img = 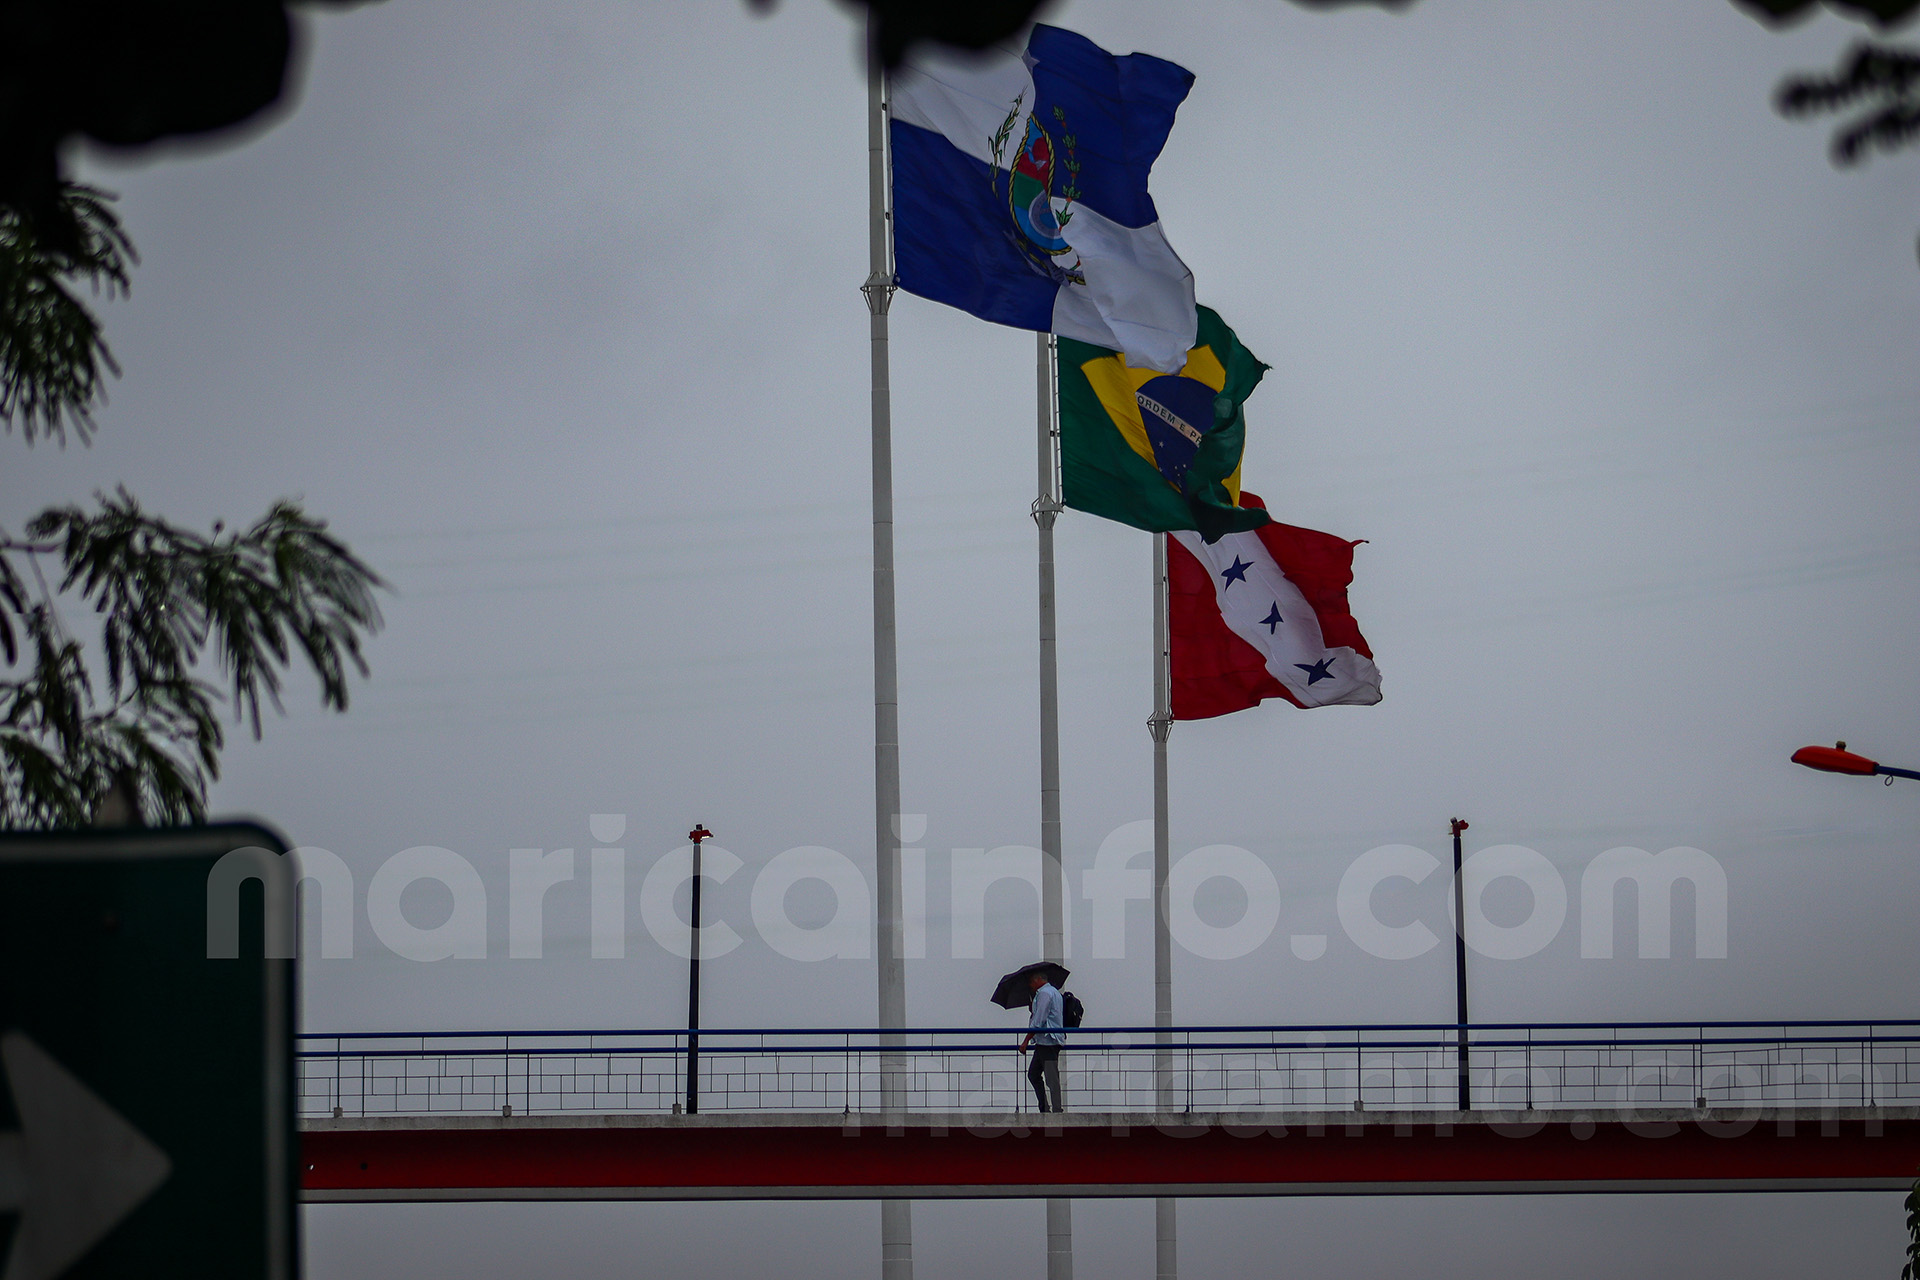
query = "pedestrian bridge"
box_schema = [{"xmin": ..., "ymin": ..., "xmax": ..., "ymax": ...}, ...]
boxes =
[{"xmin": 298, "ymin": 1021, "xmax": 1920, "ymax": 1201}]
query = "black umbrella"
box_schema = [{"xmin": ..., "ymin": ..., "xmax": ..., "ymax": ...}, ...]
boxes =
[{"xmin": 989, "ymin": 961, "xmax": 1070, "ymax": 1010}]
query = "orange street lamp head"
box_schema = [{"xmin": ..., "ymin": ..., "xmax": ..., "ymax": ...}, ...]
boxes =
[
  {"xmin": 689, "ymin": 824, "xmax": 714, "ymax": 843},
  {"xmin": 1791, "ymin": 744, "xmax": 1878, "ymax": 776}
]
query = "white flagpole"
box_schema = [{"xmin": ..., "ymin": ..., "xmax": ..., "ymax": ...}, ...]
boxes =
[
  {"xmin": 1035, "ymin": 332, "xmax": 1065, "ymax": 965},
  {"xmin": 1033, "ymin": 334, "xmax": 1073, "ymax": 1280},
  {"xmin": 1149, "ymin": 535, "xmax": 1177, "ymax": 1279},
  {"xmin": 863, "ymin": 49, "xmax": 912, "ymax": 1280}
]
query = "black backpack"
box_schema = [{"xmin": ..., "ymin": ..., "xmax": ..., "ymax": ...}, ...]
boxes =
[{"xmin": 1060, "ymin": 990, "xmax": 1084, "ymax": 1029}]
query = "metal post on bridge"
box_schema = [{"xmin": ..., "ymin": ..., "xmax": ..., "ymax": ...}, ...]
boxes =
[
  {"xmin": 686, "ymin": 823, "xmax": 712, "ymax": 1115},
  {"xmin": 1449, "ymin": 817, "xmax": 1471, "ymax": 1112}
]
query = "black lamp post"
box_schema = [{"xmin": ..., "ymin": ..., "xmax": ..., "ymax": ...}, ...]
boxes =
[
  {"xmin": 686, "ymin": 823, "xmax": 713, "ymax": 1115},
  {"xmin": 1449, "ymin": 817, "xmax": 1471, "ymax": 1112}
]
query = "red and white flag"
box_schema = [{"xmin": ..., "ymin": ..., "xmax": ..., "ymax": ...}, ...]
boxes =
[{"xmin": 1168, "ymin": 493, "xmax": 1381, "ymax": 719}]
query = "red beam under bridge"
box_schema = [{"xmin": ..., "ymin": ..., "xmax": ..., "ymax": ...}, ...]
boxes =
[{"xmin": 302, "ymin": 1109, "xmax": 1917, "ymax": 1201}]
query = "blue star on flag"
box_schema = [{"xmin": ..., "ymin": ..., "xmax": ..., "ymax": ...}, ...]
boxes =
[
  {"xmin": 1261, "ymin": 603, "xmax": 1283, "ymax": 633},
  {"xmin": 1220, "ymin": 556, "xmax": 1252, "ymax": 587},
  {"xmin": 1295, "ymin": 656, "xmax": 1335, "ymax": 684}
]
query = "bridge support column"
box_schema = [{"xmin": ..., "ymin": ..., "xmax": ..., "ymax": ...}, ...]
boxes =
[
  {"xmin": 1155, "ymin": 1197, "xmax": 1176, "ymax": 1280},
  {"xmin": 1046, "ymin": 1197, "xmax": 1072, "ymax": 1280},
  {"xmin": 882, "ymin": 1199, "xmax": 912, "ymax": 1280}
]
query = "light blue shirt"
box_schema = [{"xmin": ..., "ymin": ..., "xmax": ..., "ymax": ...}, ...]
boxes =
[{"xmin": 1028, "ymin": 982, "xmax": 1066, "ymax": 1046}]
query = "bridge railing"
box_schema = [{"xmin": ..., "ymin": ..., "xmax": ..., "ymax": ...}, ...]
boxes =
[{"xmin": 296, "ymin": 1021, "xmax": 1920, "ymax": 1119}]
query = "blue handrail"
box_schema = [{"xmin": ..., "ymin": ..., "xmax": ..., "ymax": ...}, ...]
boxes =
[
  {"xmin": 298, "ymin": 1017, "xmax": 1920, "ymax": 1041},
  {"xmin": 293, "ymin": 1019, "xmax": 1920, "ymax": 1060}
]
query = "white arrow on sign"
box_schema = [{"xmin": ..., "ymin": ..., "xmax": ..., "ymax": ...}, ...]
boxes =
[{"xmin": 0, "ymin": 1030, "xmax": 171, "ymax": 1280}]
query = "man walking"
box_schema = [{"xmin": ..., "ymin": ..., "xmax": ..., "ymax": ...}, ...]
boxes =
[{"xmin": 1019, "ymin": 968, "xmax": 1067, "ymax": 1112}]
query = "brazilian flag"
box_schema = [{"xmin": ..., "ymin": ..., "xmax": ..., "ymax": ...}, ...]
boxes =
[{"xmin": 1058, "ymin": 307, "xmax": 1270, "ymax": 543}]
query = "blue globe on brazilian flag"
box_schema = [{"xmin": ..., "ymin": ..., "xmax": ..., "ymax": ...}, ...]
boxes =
[{"xmin": 1058, "ymin": 306, "xmax": 1270, "ymax": 543}]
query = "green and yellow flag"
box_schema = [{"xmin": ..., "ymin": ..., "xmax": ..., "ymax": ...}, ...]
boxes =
[{"xmin": 1058, "ymin": 307, "xmax": 1270, "ymax": 543}]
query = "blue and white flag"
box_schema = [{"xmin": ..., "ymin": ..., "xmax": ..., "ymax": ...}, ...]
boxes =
[{"xmin": 890, "ymin": 25, "xmax": 1200, "ymax": 374}]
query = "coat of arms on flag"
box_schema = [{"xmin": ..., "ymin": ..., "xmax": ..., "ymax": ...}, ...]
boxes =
[
  {"xmin": 1058, "ymin": 307, "xmax": 1271, "ymax": 543},
  {"xmin": 1169, "ymin": 493, "xmax": 1381, "ymax": 719},
  {"xmin": 991, "ymin": 97, "xmax": 1083, "ymax": 284}
]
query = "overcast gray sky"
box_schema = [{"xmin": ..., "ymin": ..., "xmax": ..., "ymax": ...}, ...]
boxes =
[{"xmin": 9, "ymin": 0, "xmax": 1920, "ymax": 1273}]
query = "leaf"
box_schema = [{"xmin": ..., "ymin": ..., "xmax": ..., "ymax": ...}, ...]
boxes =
[
  {"xmin": 0, "ymin": 552, "xmax": 26, "ymax": 667},
  {"xmin": 0, "ymin": 728, "xmax": 87, "ymax": 829},
  {"xmin": 1, "ymin": 490, "xmax": 382, "ymax": 830},
  {"xmin": 1775, "ymin": 40, "xmax": 1920, "ymax": 167},
  {"xmin": 1739, "ymin": 0, "xmax": 1920, "ymax": 29},
  {"xmin": 1832, "ymin": 101, "xmax": 1920, "ymax": 163},
  {"xmin": 0, "ymin": 183, "xmax": 137, "ymax": 446}
]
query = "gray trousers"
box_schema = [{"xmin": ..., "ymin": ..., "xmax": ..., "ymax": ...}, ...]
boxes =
[{"xmin": 1028, "ymin": 1046, "xmax": 1063, "ymax": 1112}]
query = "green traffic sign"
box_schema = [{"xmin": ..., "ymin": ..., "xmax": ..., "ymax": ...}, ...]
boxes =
[{"xmin": 0, "ymin": 823, "xmax": 297, "ymax": 1280}]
